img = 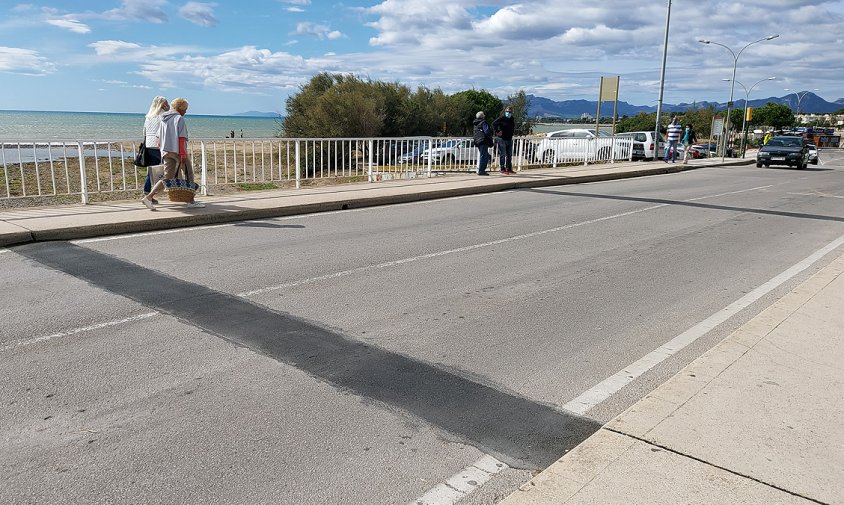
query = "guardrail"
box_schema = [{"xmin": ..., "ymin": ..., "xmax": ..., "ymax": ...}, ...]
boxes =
[{"xmin": 0, "ymin": 135, "xmax": 633, "ymax": 205}]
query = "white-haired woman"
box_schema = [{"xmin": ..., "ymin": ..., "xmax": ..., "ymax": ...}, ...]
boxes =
[{"xmin": 141, "ymin": 96, "xmax": 169, "ymax": 202}]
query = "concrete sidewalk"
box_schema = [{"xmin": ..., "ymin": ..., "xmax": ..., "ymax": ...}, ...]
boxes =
[
  {"xmin": 0, "ymin": 156, "xmax": 751, "ymax": 247},
  {"xmin": 500, "ymin": 251, "xmax": 844, "ymax": 504}
]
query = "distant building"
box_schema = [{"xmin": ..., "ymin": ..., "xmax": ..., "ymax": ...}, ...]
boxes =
[{"xmin": 580, "ymin": 112, "xmax": 593, "ymax": 121}]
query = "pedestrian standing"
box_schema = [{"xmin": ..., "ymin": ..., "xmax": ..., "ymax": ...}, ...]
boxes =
[
  {"xmin": 472, "ymin": 111, "xmax": 493, "ymax": 176},
  {"xmin": 664, "ymin": 116, "xmax": 682, "ymax": 163},
  {"xmin": 681, "ymin": 123, "xmax": 697, "ymax": 165},
  {"xmin": 492, "ymin": 105, "xmax": 516, "ymax": 174}
]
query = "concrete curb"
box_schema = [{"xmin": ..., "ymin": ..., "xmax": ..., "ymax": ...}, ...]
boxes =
[
  {"xmin": 0, "ymin": 158, "xmax": 754, "ymax": 247},
  {"xmin": 499, "ymin": 249, "xmax": 844, "ymax": 505}
]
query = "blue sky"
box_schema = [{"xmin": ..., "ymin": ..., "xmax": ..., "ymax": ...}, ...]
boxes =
[{"xmin": 2, "ymin": 0, "xmax": 843, "ymax": 115}]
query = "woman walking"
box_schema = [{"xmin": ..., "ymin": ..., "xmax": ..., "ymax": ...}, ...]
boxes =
[
  {"xmin": 141, "ymin": 96, "xmax": 169, "ymax": 202},
  {"xmin": 142, "ymin": 97, "xmax": 204, "ymax": 209}
]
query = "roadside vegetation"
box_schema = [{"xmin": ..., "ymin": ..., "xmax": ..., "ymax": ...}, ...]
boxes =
[{"xmin": 280, "ymin": 73, "xmax": 534, "ymax": 139}]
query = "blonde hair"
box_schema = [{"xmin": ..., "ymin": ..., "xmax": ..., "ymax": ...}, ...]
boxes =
[
  {"xmin": 170, "ymin": 98, "xmax": 189, "ymax": 114},
  {"xmin": 146, "ymin": 96, "xmax": 169, "ymax": 118}
]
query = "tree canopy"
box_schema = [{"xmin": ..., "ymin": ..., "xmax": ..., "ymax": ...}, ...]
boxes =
[{"xmin": 281, "ymin": 73, "xmax": 531, "ymax": 138}]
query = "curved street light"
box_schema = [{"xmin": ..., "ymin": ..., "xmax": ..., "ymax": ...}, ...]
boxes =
[
  {"xmin": 699, "ymin": 34, "xmax": 779, "ymax": 161},
  {"xmin": 723, "ymin": 77, "xmax": 776, "ymax": 157},
  {"xmin": 784, "ymin": 87, "xmax": 820, "ymax": 120}
]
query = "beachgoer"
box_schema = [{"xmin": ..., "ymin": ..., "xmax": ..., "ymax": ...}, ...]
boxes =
[
  {"xmin": 142, "ymin": 98, "xmax": 204, "ymax": 209},
  {"xmin": 492, "ymin": 105, "xmax": 516, "ymax": 174},
  {"xmin": 472, "ymin": 111, "xmax": 493, "ymax": 176},
  {"xmin": 142, "ymin": 96, "xmax": 169, "ymax": 202}
]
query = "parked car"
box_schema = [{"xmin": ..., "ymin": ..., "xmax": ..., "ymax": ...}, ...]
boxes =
[
  {"xmin": 421, "ymin": 139, "xmax": 479, "ymax": 164},
  {"xmin": 756, "ymin": 136, "xmax": 810, "ymax": 169},
  {"xmin": 695, "ymin": 143, "xmax": 734, "ymax": 158},
  {"xmin": 396, "ymin": 140, "xmax": 429, "ymax": 164},
  {"xmin": 533, "ymin": 129, "xmax": 620, "ymax": 163},
  {"xmin": 615, "ymin": 131, "xmax": 664, "ymax": 160},
  {"xmin": 675, "ymin": 144, "xmax": 705, "ymax": 160},
  {"xmin": 807, "ymin": 143, "xmax": 819, "ymax": 165}
]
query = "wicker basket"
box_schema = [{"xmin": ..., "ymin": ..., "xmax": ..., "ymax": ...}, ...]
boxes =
[{"xmin": 164, "ymin": 179, "xmax": 199, "ymax": 203}]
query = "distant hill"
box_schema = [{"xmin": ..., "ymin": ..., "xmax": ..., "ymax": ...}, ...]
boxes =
[
  {"xmin": 526, "ymin": 92, "xmax": 842, "ymax": 118},
  {"xmin": 232, "ymin": 111, "xmax": 282, "ymax": 118}
]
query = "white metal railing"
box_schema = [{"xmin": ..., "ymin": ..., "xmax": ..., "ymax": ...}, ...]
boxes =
[{"xmin": 0, "ymin": 135, "xmax": 633, "ymax": 204}]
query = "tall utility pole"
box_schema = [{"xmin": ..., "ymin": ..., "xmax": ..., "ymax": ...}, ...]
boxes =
[{"xmin": 654, "ymin": 0, "xmax": 672, "ymax": 158}]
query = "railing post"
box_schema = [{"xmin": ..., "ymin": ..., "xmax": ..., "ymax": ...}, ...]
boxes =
[
  {"xmin": 78, "ymin": 142, "xmax": 88, "ymax": 204},
  {"xmin": 583, "ymin": 140, "xmax": 589, "ymax": 166},
  {"xmin": 295, "ymin": 140, "xmax": 301, "ymax": 189},
  {"xmin": 200, "ymin": 141, "xmax": 208, "ymax": 196},
  {"xmin": 368, "ymin": 138, "xmax": 374, "ymax": 182},
  {"xmin": 426, "ymin": 137, "xmax": 432, "ymax": 178}
]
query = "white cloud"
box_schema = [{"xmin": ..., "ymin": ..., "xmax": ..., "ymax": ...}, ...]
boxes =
[
  {"xmin": 286, "ymin": 7, "xmax": 305, "ymax": 12},
  {"xmin": 103, "ymin": 0, "xmax": 168, "ymax": 23},
  {"xmin": 0, "ymin": 46, "xmax": 56, "ymax": 75},
  {"xmin": 46, "ymin": 18, "xmax": 91, "ymax": 34},
  {"xmin": 294, "ymin": 22, "xmax": 342, "ymax": 40},
  {"xmin": 180, "ymin": 2, "xmax": 218, "ymax": 27},
  {"xmin": 88, "ymin": 40, "xmax": 198, "ymax": 61}
]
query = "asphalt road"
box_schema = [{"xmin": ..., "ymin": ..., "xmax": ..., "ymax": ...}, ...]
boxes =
[{"xmin": 3, "ymin": 148, "xmax": 844, "ymax": 504}]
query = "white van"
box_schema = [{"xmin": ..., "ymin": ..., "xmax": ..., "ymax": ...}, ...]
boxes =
[{"xmin": 615, "ymin": 131, "xmax": 664, "ymax": 160}]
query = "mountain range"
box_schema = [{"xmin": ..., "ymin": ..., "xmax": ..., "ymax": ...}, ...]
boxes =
[{"xmin": 527, "ymin": 92, "xmax": 844, "ymax": 119}]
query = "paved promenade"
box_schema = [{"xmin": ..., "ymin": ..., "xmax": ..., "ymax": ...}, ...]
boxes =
[{"xmin": 4, "ymin": 153, "xmax": 842, "ymax": 504}]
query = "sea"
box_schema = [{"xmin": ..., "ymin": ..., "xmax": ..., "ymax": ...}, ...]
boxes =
[
  {"xmin": 0, "ymin": 110, "xmax": 282, "ymax": 142},
  {"xmin": 0, "ymin": 110, "xmax": 614, "ymax": 142}
]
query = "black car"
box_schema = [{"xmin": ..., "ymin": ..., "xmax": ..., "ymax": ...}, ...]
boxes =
[{"xmin": 756, "ymin": 136, "xmax": 810, "ymax": 169}]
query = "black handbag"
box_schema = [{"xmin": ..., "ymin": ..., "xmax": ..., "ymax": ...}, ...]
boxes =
[{"xmin": 134, "ymin": 142, "xmax": 161, "ymax": 167}]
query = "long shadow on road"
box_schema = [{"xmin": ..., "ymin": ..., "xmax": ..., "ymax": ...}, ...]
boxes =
[{"xmin": 15, "ymin": 241, "xmax": 600, "ymax": 470}]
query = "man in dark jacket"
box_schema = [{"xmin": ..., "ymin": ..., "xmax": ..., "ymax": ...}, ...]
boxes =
[
  {"xmin": 472, "ymin": 111, "xmax": 493, "ymax": 175},
  {"xmin": 492, "ymin": 105, "xmax": 516, "ymax": 174}
]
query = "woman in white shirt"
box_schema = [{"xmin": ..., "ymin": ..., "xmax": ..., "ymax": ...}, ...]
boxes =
[{"xmin": 142, "ymin": 96, "xmax": 169, "ymax": 202}]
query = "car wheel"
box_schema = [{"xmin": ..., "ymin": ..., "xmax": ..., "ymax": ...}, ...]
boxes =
[
  {"xmin": 763, "ymin": 163, "xmax": 770, "ymax": 168},
  {"xmin": 756, "ymin": 161, "xmax": 762, "ymax": 168},
  {"xmin": 598, "ymin": 147, "xmax": 611, "ymax": 159},
  {"xmin": 811, "ymin": 159, "xmax": 818, "ymax": 165},
  {"xmin": 542, "ymin": 150, "xmax": 556, "ymax": 164},
  {"xmin": 445, "ymin": 154, "xmax": 455, "ymax": 164}
]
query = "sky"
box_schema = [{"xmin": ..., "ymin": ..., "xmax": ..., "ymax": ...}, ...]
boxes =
[{"xmin": 2, "ymin": 0, "xmax": 843, "ymax": 115}]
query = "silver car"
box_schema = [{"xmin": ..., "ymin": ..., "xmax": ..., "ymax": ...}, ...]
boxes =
[{"xmin": 807, "ymin": 143, "xmax": 819, "ymax": 165}]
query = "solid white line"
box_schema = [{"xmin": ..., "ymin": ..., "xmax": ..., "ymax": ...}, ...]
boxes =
[
  {"xmin": 408, "ymin": 455, "xmax": 508, "ymax": 505},
  {"xmin": 1, "ymin": 312, "xmax": 158, "ymax": 352},
  {"xmin": 240, "ymin": 185, "xmax": 775, "ymax": 298},
  {"xmin": 238, "ymin": 203, "xmax": 669, "ymax": 297},
  {"xmin": 562, "ymin": 231, "xmax": 844, "ymax": 415}
]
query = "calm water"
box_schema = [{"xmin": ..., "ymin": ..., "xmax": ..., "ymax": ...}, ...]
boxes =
[{"xmin": 0, "ymin": 110, "xmax": 282, "ymax": 141}]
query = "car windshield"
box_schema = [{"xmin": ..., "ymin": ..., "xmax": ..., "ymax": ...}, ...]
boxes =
[{"xmin": 767, "ymin": 138, "xmax": 802, "ymax": 147}]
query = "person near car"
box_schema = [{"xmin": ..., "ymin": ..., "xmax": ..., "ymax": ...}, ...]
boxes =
[
  {"xmin": 141, "ymin": 97, "xmax": 204, "ymax": 210},
  {"xmin": 681, "ymin": 123, "xmax": 697, "ymax": 165},
  {"xmin": 763, "ymin": 130, "xmax": 773, "ymax": 145},
  {"xmin": 664, "ymin": 116, "xmax": 682, "ymax": 163},
  {"xmin": 492, "ymin": 105, "xmax": 516, "ymax": 174},
  {"xmin": 473, "ymin": 111, "xmax": 493, "ymax": 176}
]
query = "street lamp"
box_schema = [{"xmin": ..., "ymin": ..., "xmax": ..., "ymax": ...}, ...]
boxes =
[
  {"xmin": 723, "ymin": 77, "xmax": 776, "ymax": 157},
  {"xmin": 654, "ymin": 0, "xmax": 672, "ymax": 161},
  {"xmin": 699, "ymin": 34, "xmax": 779, "ymax": 160},
  {"xmin": 784, "ymin": 88, "xmax": 819, "ymax": 122}
]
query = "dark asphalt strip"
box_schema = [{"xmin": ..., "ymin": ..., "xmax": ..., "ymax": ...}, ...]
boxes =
[{"xmin": 16, "ymin": 241, "xmax": 600, "ymax": 470}]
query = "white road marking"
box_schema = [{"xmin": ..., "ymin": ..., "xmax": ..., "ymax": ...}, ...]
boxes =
[
  {"xmin": 1, "ymin": 312, "xmax": 158, "ymax": 352},
  {"xmin": 563, "ymin": 231, "xmax": 844, "ymax": 415},
  {"xmin": 0, "ymin": 249, "xmax": 9, "ymax": 254},
  {"xmin": 238, "ymin": 203, "xmax": 669, "ymax": 297},
  {"xmin": 239, "ymin": 185, "xmax": 773, "ymax": 297},
  {"xmin": 787, "ymin": 191, "xmax": 844, "ymax": 199},
  {"xmin": 408, "ymin": 455, "xmax": 508, "ymax": 505}
]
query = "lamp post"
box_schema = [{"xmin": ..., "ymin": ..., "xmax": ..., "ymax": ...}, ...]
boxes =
[
  {"xmin": 784, "ymin": 88, "xmax": 819, "ymax": 124},
  {"xmin": 699, "ymin": 34, "xmax": 779, "ymax": 161},
  {"xmin": 654, "ymin": 0, "xmax": 672, "ymax": 161},
  {"xmin": 723, "ymin": 77, "xmax": 776, "ymax": 157}
]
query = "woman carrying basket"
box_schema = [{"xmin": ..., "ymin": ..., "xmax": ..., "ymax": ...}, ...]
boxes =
[{"xmin": 141, "ymin": 97, "xmax": 204, "ymax": 210}]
